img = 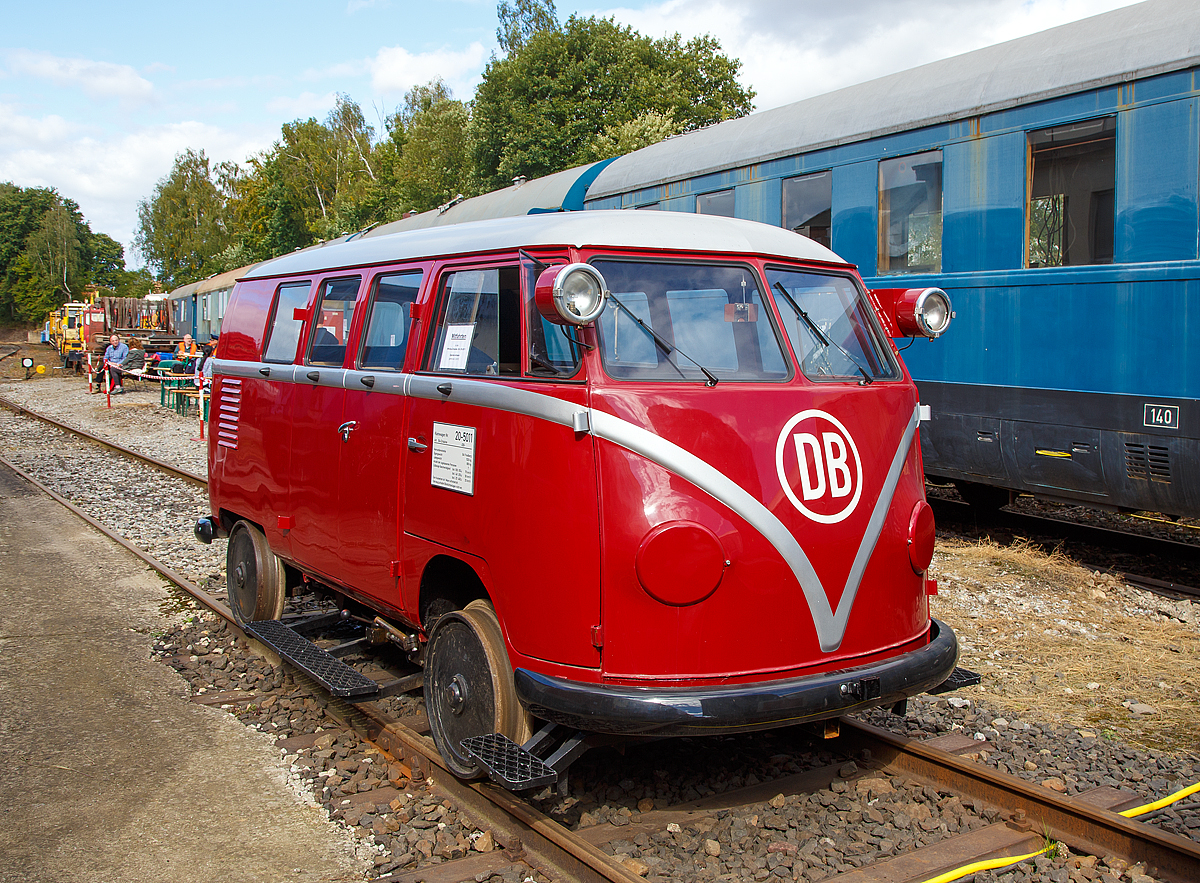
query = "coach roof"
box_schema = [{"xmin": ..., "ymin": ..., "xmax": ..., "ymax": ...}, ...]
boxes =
[
  {"xmin": 587, "ymin": 0, "xmax": 1200, "ymax": 199},
  {"xmin": 240, "ymin": 210, "xmax": 843, "ymax": 280}
]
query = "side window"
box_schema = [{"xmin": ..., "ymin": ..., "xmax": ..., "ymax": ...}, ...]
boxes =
[
  {"xmin": 696, "ymin": 188, "xmax": 735, "ymax": 216},
  {"xmin": 262, "ymin": 281, "xmax": 312, "ymax": 363},
  {"xmin": 878, "ymin": 151, "xmax": 943, "ymax": 274},
  {"xmin": 426, "ymin": 267, "xmax": 520, "ymax": 376},
  {"xmin": 359, "ymin": 271, "xmax": 423, "ymax": 370},
  {"xmin": 783, "ymin": 171, "xmax": 832, "ymax": 249},
  {"xmin": 307, "ymin": 276, "xmax": 361, "ymax": 366},
  {"xmin": 1027, "ymin": 117, "xmax": 1115, "ymax": 267}
]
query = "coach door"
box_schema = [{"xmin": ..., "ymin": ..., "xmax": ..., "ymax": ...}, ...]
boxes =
[
  {"xmin": 286, "ymin": 275, "xmax": 360, "ymax": 581},
  {"xmin": 403, "ymin": 262, "xmax": 602, "ymax": 668},
  {"xmin": 335, "ymin": 270, "xmax": 423, "ymax": 610}
]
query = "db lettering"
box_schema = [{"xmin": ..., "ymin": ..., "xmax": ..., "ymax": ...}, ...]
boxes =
[
  {"xmin": 794, "ymin": 432, "xmax": 852, "ymax": 500},
  {"xmin": 775, "ymin": 409, "xmax": 864, "ymax": 525}
]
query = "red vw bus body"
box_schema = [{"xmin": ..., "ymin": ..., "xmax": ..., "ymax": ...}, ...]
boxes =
[{"xmin": 204, "ymin": 211, "xmax": 958, "ymax": 780}]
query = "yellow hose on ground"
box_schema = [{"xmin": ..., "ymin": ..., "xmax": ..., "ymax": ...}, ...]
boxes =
[
  {"xmin": 1120, "ymin": 781, "xmax": 1200, "ymax": 818},
  {"xmin": 920, "ymin": 845, "xmax": 1050, "ymax": 883}
]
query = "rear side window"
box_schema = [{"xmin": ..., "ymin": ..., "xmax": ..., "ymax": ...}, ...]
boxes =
[
  {"xmin": 360, "ymin": 271, "xmax": 423, "ymax": 370},
  {"xmin": 262, "ymin": 282, "xmax": 312, "ymax": 363},
  {"xmin": 307, "ymin": 276, "xmax": 361, "ymax": 366}
]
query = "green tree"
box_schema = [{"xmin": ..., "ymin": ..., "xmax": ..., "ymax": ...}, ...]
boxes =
[
  {"xmin": 135, "ymin": 149, "xmax": 235, "ymax": 287},
  {"xmin": 469, "ymin": 14, "xmax": 754, "ymax": 191},
  {"xmin": 391, "ymin": 80, "xmax": 472, "ymax": 214},
  {"xmin": 497, "ymin": 0, "xmax": 558, "ymax": 52}
]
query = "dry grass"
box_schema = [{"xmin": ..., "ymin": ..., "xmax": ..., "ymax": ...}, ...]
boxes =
[{"xmin": 930, "ymin": 536, "xmax": 1200, "ymax": 754}]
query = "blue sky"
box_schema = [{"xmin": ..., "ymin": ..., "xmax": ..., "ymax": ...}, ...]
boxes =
[{"xmin": 1, "ymin": 0, "xmax": 1139, "ymax": 268}]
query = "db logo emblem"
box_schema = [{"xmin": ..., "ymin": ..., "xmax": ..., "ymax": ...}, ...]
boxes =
[{"xmin": 775, "ymin": 410, "xmax": 863, "ymax": 524}]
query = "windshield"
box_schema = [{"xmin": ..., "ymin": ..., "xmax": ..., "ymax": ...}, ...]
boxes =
[
  {"xmin": 765, "ymin": 269, "xmax": 898, "ymax": 382},
  {"xmin": 593, "ymin": 260, "xmax": 790, "ymax": 383}
]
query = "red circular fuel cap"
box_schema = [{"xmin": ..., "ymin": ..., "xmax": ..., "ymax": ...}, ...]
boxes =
[
  {"xmin": 908, "ymin": 501, "xmax": 936, "ymax": 573},
  {"xmin": 635, "ymin": 521, "xmax": 726, "ymax": 606}
]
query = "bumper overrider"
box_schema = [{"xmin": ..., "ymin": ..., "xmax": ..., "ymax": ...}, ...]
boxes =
[{"xmin": 514, "ymin": 619, "xmax": 958, "ymax": 736}]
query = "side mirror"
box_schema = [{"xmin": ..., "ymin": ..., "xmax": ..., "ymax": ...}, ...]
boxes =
[{"xmin": 534, "ymin": 263, "xmax": 609, "ymax": 325}]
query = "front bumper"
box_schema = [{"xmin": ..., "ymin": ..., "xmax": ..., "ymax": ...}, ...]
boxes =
[{"xmin": 514, "ymin": 619, "xmax": 958, "ymax": 736}]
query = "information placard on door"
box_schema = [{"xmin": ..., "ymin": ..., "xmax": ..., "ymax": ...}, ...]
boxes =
[{"xmin": 431, "ymin": 422, "xmax": 476, "ymax": 495}]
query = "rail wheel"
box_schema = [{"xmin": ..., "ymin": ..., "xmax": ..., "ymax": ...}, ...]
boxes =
[
  {"xmin": 953, "ymin": 480, "xmax": 1011, "ymax": 512},
  {"xmin": 424, "ymin": 599, "xmax": 532, "ymax": 779},
  {"xmin": 226, "ymin": 520, "xmax": 286, "ymax": 625}
]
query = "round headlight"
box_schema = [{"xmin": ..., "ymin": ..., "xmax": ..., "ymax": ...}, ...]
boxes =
[
  {"xmin": 897, "ymin": 288, "xmax": 953, "ymax": 338},
  {"xmin": 535, "ymin": 263, "xmax": 608, "ymax": 325}
]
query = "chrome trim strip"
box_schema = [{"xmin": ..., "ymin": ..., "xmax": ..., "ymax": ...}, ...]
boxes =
[{"xmin": 211, "ymin": 357, "xmax": 919, "ymax": 651}]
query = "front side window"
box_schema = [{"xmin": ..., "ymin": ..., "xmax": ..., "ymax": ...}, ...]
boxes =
[
  {"xmin": 878, "ymin": 151, "xmax": 942, "ymax": 274},
  {"xmin": 1027, "ymin": 117, "xmax": 1115, "ymax": 267},
  {"xmin": 593, "ymin": 260, "xmax": 789, "ymax": 383},
  {"xmin": 262, "ymin": 281, "xmax": 312, "ymax": 363},
  {"xmin": 426, "ymin": 267, "xmax": 520, "ymax": 376},
  {"xmin": 359, "ymin": 271, "xmax": 423, "ymax": 370},
  {"xmin": 783, "ymin": 172, "xmax": 832, "ymax": 249},
  {"xmin": 307, "ymin": 276, "xmax": 361, "ymax": 366},
  {"xmin": 766, "ymin": 269, "xmax": 897, "ymax": 382}
]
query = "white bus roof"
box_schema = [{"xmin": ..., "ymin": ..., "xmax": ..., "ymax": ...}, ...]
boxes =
[{"xmin": 241, "ymin": 210, "xmax": 843, "ymax": 280}]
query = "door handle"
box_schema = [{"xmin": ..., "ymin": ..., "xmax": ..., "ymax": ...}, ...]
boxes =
[
  {"xmin": 338, "ymin": 420, "xmax": 358, "ymax": 442},
  {"xmin": 407, "ymin": 437, "xmax": 428, "ymax": 453}
]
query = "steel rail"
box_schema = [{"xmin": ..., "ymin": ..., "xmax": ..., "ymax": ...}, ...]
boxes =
[
  {"xmin": 0, "ymin": 453, "xmax": 641, "ymax": 883},
  {"xmin": 837, "ymin": 718, "xmax": 1200, "ymax": 883},
  {"xmin": 0, "ymin": 393, "xmax": 208, "ymax": 487}
]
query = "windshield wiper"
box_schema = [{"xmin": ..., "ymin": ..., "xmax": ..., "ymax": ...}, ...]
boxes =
[
  {"xmin": 773, "ymin": 282, "xmax": 873, "ymax": 386},
  {"xmin": 607, "ymin": 292, "xmax": 719, "ymax": 387}
]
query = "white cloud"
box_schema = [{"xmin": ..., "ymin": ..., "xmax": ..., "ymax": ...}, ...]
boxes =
[
  {"xmin": 596, "ymin": 0, "xmax": 1141, "ymax": 111},
  {"xmin": 368, "ymin": 42, "xmax": 489, "ymax": 99},
  {"xmin": 5, "ymin": 49, "xmax": 154, "ymax": 103},
  {"xmin": 0, "ymin": 103, "xmax": 271, "ymax": 264}
]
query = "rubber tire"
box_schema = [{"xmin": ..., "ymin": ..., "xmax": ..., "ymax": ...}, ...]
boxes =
[
  {"xmin": 226, "ymin": 520, "xmax": 286, "ymax": 625},
  {"xmin": 424, "ymin": 599, "xmax": 532, "ymax": 779}
]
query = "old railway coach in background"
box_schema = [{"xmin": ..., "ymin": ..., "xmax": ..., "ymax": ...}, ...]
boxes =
[
  {"xmin": 198, "ymin": 211, "xmax": 960, "ymax": 787},
  {"xmin": 580, "ymin": 0, "xmax": 1200, "ymax": 518}
]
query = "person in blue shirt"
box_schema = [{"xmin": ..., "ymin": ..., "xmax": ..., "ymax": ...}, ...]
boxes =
[{"xmin": 97, "ymin": 333, "xmax": 130, "ymax": 393}]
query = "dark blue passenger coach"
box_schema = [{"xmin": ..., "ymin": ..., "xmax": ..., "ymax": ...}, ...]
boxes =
[{"xmin": 570, "ymin": 0, "xmax": 1198, "ymax": 518}]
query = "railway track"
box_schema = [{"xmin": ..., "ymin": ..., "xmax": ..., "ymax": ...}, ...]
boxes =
[
  {"xmin": 929, "ymin": 497, "xmax": 1200, "ymax": 601},
  {"xmin": 2, "ymin": 393, "xmax": 1198, "ymax": 881}
]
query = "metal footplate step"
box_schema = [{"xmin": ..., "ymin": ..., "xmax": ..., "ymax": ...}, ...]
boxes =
[
  {"xmin": 928, "ymin": 666, "xmax": 983, "ymax": 695},
  {"xmin": 243, "ymin": 619, "xmax": 381, "ymax": 699},
  {"xmin": 461, "ymin": 733, "xmax": 558, "ymax": 791}
]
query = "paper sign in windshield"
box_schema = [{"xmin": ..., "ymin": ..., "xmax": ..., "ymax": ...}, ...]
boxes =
[
  {"xmin": 431, "ymin": 422, "xmax": 476, "ymax": 495},
  {"xmin": 439, "ymin": 324, "xmax": 475, "ymax": 370}
]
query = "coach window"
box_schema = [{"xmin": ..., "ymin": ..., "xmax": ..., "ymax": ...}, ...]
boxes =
[
  {"xmin": 878, "ymin": 151, "xmax": 943, "ymax": 274},
  {"xmin": 696, "ymin": 189, "xmax": 735, "ymax": 217},
  {"xmin": 262, "ymin": 281, "xmax": 312, "ymax": 363},
  {"xmin": 426, "ymin": 267, "xmax": 520, "ymax": 376},
  {"xmin": 307, "ymin": 276, "xmax": 361, "ymax": 366},
  {"xmin": 521, "ymin": 256, "xmax": 581, "ymax": 378},
  {"xmin": 783, "ymin": 171, "xmax": 832, "ymax": 248},
  {"xmin": 359, "ymin": 271, "xmax": 423, "ymax": 370},
  {"xmin": 1027, "ymin": 117, "xmax": 1115, "ymax": 267}
]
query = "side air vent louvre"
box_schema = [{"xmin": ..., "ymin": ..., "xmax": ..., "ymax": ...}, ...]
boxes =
[
  {"xmin": 217, "ymin": 378, "xmax": 242, "ymax": 450},
  {"xmin": 1125, "ymin": 442, "xmax": 1171, "ymax": 483}
]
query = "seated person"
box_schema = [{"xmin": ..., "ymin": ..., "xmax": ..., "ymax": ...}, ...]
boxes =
[
  {"xmin": 175, "ymin": 333, "xmax": 198, "ymax": 361},
  {"xmin": 124, "ymin": 339, "xmax": 146, "ymax": 375},
  {"xmin": 95, "ymin": 334, "xmax": 129, "ymax": 393}
]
